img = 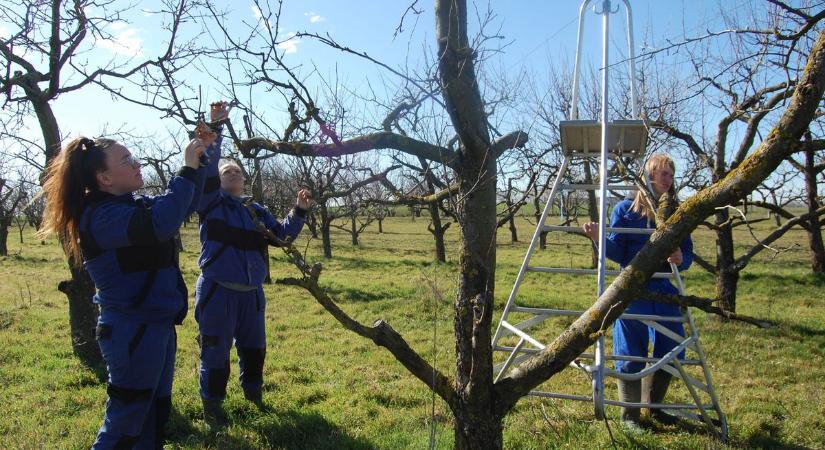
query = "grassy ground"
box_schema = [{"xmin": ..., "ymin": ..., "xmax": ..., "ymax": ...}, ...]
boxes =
[{"xmin": 0, "ymin": 213, "xmax": 823, "ymax": 449}]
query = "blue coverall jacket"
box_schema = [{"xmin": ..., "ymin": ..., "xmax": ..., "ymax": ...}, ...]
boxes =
[{"xmin": 196, "ymin": 132, "xmax": 305, "ymax": 286}]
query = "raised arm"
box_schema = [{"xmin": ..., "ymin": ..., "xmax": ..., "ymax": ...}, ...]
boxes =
[
  {"xmin": 197, "ymin": 101, "xmax": 229, "ymax": 213},
  {"xmin": 90, "ymin": 139, "xmax": 209, "ymax": 248}
]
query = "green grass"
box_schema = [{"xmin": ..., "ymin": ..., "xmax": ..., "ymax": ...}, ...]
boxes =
[{"xmin": 0, "ymin": 214, "xmax": 824, "ymax": 449}]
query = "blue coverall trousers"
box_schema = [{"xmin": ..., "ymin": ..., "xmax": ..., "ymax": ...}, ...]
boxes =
[
  {"xmin": 195, "ymin": 275, "xmax": 267, "ymax": 401},
  {"xmin": 613, "ymin": 299, "xmax": 685, "ymax": 374},
  {"xmin": 92, "ymin": 313, "xmax": 176, "ymax": 449}
]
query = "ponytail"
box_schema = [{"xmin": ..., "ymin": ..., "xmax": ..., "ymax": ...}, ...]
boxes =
[{"xmin": 39, "ymin": 137, "xmax": 114, "ymax": 264}]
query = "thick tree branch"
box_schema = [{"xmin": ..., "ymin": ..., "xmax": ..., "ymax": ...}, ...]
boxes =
[
  {"xmin": 642, "ymin": 291, "xmax": 772, "ymax": 328},
  {"xmin": 691, "ymin": 253, "xmax": 718, "ymax": 274},
  {"xmin": 745, "ymin": 200, "xmax": 811, "ymax": 231},
  {"xmin": 492, "ymin": 130, "xmax": 529, "ymax": 159},
  {"xmin": 732, "ymin": 204, "xmax": 825, "ymax": 271},
  {"xmin": 235, "ymin": 131, "xmax": 459, "ymax": 169}
]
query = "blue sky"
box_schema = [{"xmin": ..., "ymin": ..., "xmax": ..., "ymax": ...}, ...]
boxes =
[{"xmin": 3, "ymin": 0, "xmax": 761, "ymax": 165}]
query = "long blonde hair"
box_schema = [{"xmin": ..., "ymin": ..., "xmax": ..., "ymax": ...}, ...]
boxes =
[
  {"xmin": 39, "ymin": 137, "xmax": 117, "ymax": 264},
  {"xmin": 630, "ymin": 154, "xmax": 677, "ymax": 222}
]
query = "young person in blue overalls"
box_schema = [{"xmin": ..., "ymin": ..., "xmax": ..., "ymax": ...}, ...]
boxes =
[
  {"xmin": 582, "ymin": 154, "xmax": 693, "ymax": 430},
  {"xmin": 195, "ymin": 101, "xmax": 311, "ymax": 428},
  {"xmin": 40, "ymin": 127, "xmax": 215, "ymax": 448}
]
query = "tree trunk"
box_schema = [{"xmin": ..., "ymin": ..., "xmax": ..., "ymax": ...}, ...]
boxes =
[
  {"xmin": 534, "ymin": 207, "xmax": 547, "ymax": 250},
  {"xmin": 33, "ymin": 98, "xmax": 102, "ymax": 366},
  {"xmin": 436, "ymin": 0, "xmax": 500, "ymax": 447},
  {"xmin": 453, "ymin": 411, "xmax": 503, "ymax": 450},
  {"xmin": 350, "ymin": 212, "xmax": 358, "ymax": 246},
  {"xmin": 0, "ymin": 221, "xmax": 9, "ymax": 255},
  {"xmin": 507, "ymin": 212, "xmax": 518, "ymax": 243},
  {"xmin": 58, "ymin": 262, "xmax": 102, "ymax": 367},
  {"xmin": 803, "ymin": 147, "xmax": 825, "ymax": 273},
  {"xmin": 320, "ymin": 205, "xmax": 333, "ymax": 259},
  {"xmin": 307, "ymin": 213, "xmax": 319, "ymax": 238},
  {"xmin": 378, "ymin": 217, "xmax": 384, "ymax": 233},
  {"xmin": 428, "ymin": 203, "xmax": 447, "ymax": 263},
  {"xmin": 715, "ymin": 210, "xmax": 739, "ymax": 312}
]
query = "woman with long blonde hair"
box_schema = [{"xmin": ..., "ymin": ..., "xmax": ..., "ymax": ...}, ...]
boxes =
[{"xmin": 582, "ymin": 154, "xmax": 693, "ymax": 431}]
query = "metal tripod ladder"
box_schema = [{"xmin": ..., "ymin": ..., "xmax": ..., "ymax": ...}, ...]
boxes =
[{"xmin": 491, "ymin": 0, "xmax": 727, "ymax": 440}]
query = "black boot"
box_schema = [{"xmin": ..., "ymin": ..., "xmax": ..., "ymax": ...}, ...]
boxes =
[
  {"xmin": 243, "ymin": 388, "xmax": 269, "ymax": 411},
  {"xmin": 202, "ymin": 398, "xmax": 227, "ymax": 432},
  {"xmin": 647, "ymin": 371, "xmax": 679, "ymax": 425},
  {"xmin": 617, "ymin": 379, "xmax": 643, "ymax": 432}
]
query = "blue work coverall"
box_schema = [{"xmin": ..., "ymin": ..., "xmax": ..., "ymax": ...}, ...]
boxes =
[
  {"xmin": 195, "ymin": 131, "xmax": 305, "ymax": 401},
  {"xmin": 82, "ymin": 166, "xmax": 202, "ymax": 449},
  {"xmin": 604, "ymin": 199, "xmax": 693, "ymax": 374}
]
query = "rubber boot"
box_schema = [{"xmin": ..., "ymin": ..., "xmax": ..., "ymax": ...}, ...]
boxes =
[
  {"xmin": 647, "ymin": 371, "xmax": 679, "ymax": 425},
  {"xmin": 243, "ymin": 387, "xmax": 266, "ymax": 409},
  {"xmin": 617, "ymin": 379, "xmax": 643, "ymax": 432},
  {"xmin": 202, "ymin": 398, "xmax": 227, "ymax": 432}
]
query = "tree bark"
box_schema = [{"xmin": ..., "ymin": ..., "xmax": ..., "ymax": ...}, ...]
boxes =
[
  {"xmin": 350, "ymin": 212, "xmax": 358, "ymax": 245},
  {"xmin": 584, "ymin": 160, "xmax": 599, "ymax": 268},
  {"xmin": 58, "ymin": 260, "xmax": 101, "ymax": 367},
  {"xmin": 0, "ymin": 220, "xmax": 9, "ymax": 255},
  {"xmin": 436, "ymin": 1, "xmax": 500, "ymax": 447},
  {"xmin": 714, "ymin": 210, "xmax": 739, "ymax": 312},
  {"xmin": 804, "ymin": 146, "xmax": 825, "ymax": 273},
  {"xmin": 319, "ymin": 205, "xmax": 333, "ymax": 259},
  {"xmin": 507, "ymin": 213, "xmax": 518, "ymax": 243},
  {"xmin": 427, "ymin": 203, "xmax": 447, "ymax": 263}
]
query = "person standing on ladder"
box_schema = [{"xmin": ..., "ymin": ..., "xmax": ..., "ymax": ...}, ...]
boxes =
[
  {"xmin": 194, "ymin": 101, "xmax": 311, "ymax": 430},
  {"xmin": 582, "ymin": 154, "xmax": 693, "ymax": 430}
]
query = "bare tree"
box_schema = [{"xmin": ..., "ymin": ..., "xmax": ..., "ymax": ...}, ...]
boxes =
[
  {"xmin": 646, "ymin": 2, "xmax": 825, "ymax": 312},
  {"xmin": 788, "ymin": 137, "xmax": 825, "ymax": 273},
  {"xmin": 0, "ymin": 0, "xmax": 204, "ymax": 365},
  {"xmin": 0, "ymin": 175, "xmax": 25, "ymax": 255}
]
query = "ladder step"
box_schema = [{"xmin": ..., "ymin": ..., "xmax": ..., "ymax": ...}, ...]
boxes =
[
  {"xmin": 530, "ymin": 391, "xmax": 593, "ymax": 402},
  {"xmin": 603, "ymin": 400, "xmax": 715, "ymax": 410},
  {"xmin": 509, "ymin": 306, "xmax": 687, "ymax": 322},
  {"xmin": 494, "ymin": 345, "xmax": 702, "ymax": 365},
  {"xmin": 526, "ymin": 266, "xmax": 675, "ymax": 278},
  {"xmin": 561, "ymin": 183, "xmax": 638, "ymax": 191},
  {"xmin": 541, "ymin": 225, "xmax": 654, "ymax": 235}
]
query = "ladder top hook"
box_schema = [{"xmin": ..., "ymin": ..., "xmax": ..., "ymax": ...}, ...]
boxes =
[{"xmin": 593, "ymin": 0, "xmax": 620, "ymax": 15}]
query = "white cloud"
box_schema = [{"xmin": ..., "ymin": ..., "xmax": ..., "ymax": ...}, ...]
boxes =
[
  {"xmin": 251, "ymin": 4, "xmax": 263, "ymax": 19},
  {"xmin": 277, "ymin": 32, "xmax": 300, "ymax": 55},
  {"xmin": 0, "ymin": 26, "xmax": 8, "ymax": 38},
  {"xmin": 251, "ymin": 4, "xmax": 273, "ymax": 28},
  {"xmin": 304, "ymin": 11, "xmax": 325, "ymax": 23},
  {"xmin": 96, "ymin": 26, "xmax": 144, "ymax": 57}
]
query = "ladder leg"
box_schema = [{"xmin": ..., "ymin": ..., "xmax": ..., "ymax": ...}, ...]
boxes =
[
  {"xmin": 685, "ymin": 309, "xmax": 729, "ymax": 440},
  {"xmin": 592, "ymin": 336, "xmax": 606, "ymax": 419},
  {"xmin": 494, "ymin": 338, "xmax": 526, "ymax": 383},
  {"xmin": 492, "ymin": 157, "xmax": 571, "ymax": 349},
  {"xmin": 673, "ymin": 358, "xmax": 721, "ymax": 440}
]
